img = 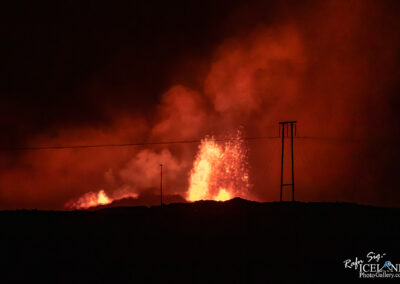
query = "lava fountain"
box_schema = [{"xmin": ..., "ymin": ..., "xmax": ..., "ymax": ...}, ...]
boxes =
[
  {"xmin": 65, "ymin": 189, "xmax": 111, "ymax": 209},
  {"xmin": 65, "ymin": 190, "xmax": 138, "ymax": 209},
  {"xmin": 187, "ymin": 131, "xmax": 250, "ymax": 201}
]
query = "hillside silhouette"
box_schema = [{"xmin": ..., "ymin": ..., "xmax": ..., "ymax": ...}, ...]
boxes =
[
  {"xmin": 1, "ymin": 198, "xmax": 399, "ymax": 282},
  {"xmin": 92, "ymin": 192, "xmax": 187, "ymax": 210}
]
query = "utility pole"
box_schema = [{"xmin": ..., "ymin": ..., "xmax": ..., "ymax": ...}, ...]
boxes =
[
  {"xmin": 279, "ymin": 121, "xmax": 296, "ymax": 202},
  {"xmin": 160, "ymin": 164, "xmax": 163, "ymax": 206}
]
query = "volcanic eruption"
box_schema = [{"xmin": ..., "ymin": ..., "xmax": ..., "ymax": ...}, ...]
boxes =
[
  {"xmin": 66, "ymin": 130, "xmax": 250, "ymax": 209},
  {"xmin": 2, "ymin": 0, "xmax": 400, "ymax": 210},
  {"xmin": 187, "ymin": 131, "xmax": 249, "ymax": 202}
]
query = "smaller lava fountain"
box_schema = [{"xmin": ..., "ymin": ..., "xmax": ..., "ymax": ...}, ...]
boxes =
[
  {"xmin": 65, "ymin": 190, "xmax": 111, "ymax": 209},
  {"xmin": 187, "ymin": 130, "xmax": 250, "ymax": 201},
  {"xmin": 65, "ymin": 190, "xmax": 138, "ymax": 210}
]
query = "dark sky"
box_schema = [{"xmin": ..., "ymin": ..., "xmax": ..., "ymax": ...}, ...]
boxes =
[
  {"xmin": 1, "ymin": 0, "xmax": 400, "ymax": 209},
  {"xmin": 1, "ymin": 0, "xmax": 279, "ymax": 142}
]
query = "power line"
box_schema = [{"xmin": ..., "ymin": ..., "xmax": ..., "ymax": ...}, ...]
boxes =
[
  {"xmin": 296, "ymin": 136, "xmax": 377, "ymax": 143},
  {"xmin": 1, "ymin": 136, "xmax": 280, "ymax": 151},
  {"xmin": 0, "ymin": 135, "xmax": 378, "ymax": 151}
]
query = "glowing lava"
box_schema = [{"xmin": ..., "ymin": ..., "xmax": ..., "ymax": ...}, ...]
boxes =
[
  {"xmin": 65, "ymin": 189, "xmax": 110, "ymax": 209},
  {"xmin": 65, "ymin": 190, "xmax": 138, "ymax": 209},
  {"xmin": 187, "ymin": 131, "xmax": 250, "ymax": 201}
]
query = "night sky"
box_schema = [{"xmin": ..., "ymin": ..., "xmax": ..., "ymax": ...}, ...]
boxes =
[{"xmin": 1, "ymin": 0, "xmax": 400, "ymax": 209}]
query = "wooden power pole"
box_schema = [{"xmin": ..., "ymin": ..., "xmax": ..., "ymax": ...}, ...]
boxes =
[{"xmin": 160, "ymin": 164, "xmax": 163, "ymax": 206}]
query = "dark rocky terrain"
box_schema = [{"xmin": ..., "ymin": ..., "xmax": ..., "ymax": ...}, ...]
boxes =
[{"xmin": 1, "ymin": 198, "xmax": 399, "ymax": 283}]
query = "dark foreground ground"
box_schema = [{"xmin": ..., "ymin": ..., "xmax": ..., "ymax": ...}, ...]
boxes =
[{"xmin": 1, "ymin": 198, "xmax": 400, "ymax": 283}]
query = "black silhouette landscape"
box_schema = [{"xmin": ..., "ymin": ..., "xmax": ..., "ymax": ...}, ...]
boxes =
[{"xmin": 2, "ymin": 198, "xmax": 399, "ymax": 282}]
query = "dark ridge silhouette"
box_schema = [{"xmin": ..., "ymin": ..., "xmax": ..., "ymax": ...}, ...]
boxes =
[
  {"xmin": 1, "ymin": 198, "xmax": 399, "ymax": 283},
  {"xmin": 91, "ymin": 193, "xmax": 187, "ymax": 210}
]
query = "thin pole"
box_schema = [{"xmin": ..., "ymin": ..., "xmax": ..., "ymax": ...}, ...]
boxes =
[
  {"xmin": 280, "ymin": 124, "xmax": 285, "ymax": 202},
  {"xmin": 160, "ymin": 164, "xmax": 163, "ymax": 206},
  {"xmin": 290, "ymin": 123, "xmax": 295, "ymax": 201}
]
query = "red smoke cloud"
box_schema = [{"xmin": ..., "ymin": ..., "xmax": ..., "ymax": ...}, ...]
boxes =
[{"xmin": 1, "ymin": 0, "xmax": 400, "ymax": 209}]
